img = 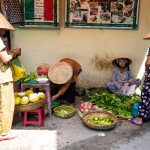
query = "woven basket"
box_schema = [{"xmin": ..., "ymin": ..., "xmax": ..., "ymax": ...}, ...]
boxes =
[
  {"xmin": 15, "ymin": 99, "xmax": 45, "ymax": 112},
  {"xmin": 82, "ymin": 111, "xmax": 118, "ymax": 130},
  {"xmin": 53, "ymin": 105, "xmax": 76, "ymax": 119}
]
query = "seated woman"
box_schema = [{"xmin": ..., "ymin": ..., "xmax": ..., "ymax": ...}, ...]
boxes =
[{"xmin": 106, "ymin": 57, "xmax": 141, "ymax": 95}]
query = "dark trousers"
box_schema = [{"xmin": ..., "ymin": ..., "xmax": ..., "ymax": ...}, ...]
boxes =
[
  {"xmin": 51, "ymin": 82, "xmax": 76, "ymax": 104},
  {"xmin": 60, "ymin": 82, "xmax": 76, "ymax": 103}
]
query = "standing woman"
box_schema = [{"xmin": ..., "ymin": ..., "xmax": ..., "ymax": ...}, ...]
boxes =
[
  {"xmin": 0, "ymin": 13, "xmax": 21, "ymax": 141},
  {"xmin": 128, "ymin": 32, "xmax": 150, "ymax": 126}
]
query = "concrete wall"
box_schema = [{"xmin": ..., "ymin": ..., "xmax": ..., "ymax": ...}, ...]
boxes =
[{"xmin": 11, "ymin": 0, "xmax": 150, "ymax": 88}]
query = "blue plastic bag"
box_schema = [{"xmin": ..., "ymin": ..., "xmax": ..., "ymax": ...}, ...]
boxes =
[{"xmin": 131, "ymin": 103, "xmax": 139, "ymax": 118}]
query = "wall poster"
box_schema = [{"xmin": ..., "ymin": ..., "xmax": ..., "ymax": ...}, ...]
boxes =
[
  {"xmin": 21, "ymin": 0, "xmax": 59, "ymax": 27},
  {"xmin": 65, "ymin": 0, "xmax": 140, "ymax": 29}
]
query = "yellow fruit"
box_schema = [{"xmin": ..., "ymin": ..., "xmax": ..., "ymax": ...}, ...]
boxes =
[
  {"xmin": 38, "ymin": 92, "xmax": 46, "ymax": 100},
  {"xmin": 24, "ymin": 77, "xmax": 31, "ymax": 82},
  {"xmin": 29, "ymin": 97, "xmax": 39, "ymax": 103},
  {"xmin": 21, "ymin": 96, "xmax": 29, "ymax": 105},
  {"xmin": 14, "ymin": 92, "xmax": 19, "ymax": 97},
  {"xmin": 25, "ymin": 89, "xmax": 34, "ymax": 96},
  {"xmin": 18, "ymin": 92, "xmax": 26, "ymax": 97},
  {"xmin": 29, "ymin": 93, "xmax": 39, "ymax": 103},
  {"xmin": 15, "ymin": 96, "xmax": 21, "ymax": 105}
]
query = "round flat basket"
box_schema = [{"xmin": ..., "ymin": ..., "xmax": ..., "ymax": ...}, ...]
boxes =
[
  {"xmin": 15, "ymin": 99, "xmax": 45, "ymax": 112},
  {"xmin": 82, "ymin": 111, "xmax": 118, "ymax": 130},
  {"xmin": 53, "ymin": 105, "xmax": 76, "ymax": 119}
]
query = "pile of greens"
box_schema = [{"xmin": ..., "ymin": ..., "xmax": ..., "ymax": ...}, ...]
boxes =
[{"xmin": 88, "ymin": 87, "xmax": 140, "ymax": 118}]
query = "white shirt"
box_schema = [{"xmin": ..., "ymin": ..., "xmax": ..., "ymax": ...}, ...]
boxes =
[
  {"xmin": 0, "ymin": 37, "xmax": 13, "ymax": 84},
  {"xmin": 0, "ymin": 38, "xmax": 5, "ymax": 51}
]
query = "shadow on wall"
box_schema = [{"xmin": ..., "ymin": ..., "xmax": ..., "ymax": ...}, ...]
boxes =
[{"xmin": 90, "ymin": 54, "xmax": 113, "ymax": 71}]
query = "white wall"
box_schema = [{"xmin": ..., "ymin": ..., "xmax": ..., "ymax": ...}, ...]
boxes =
[{"xmin": 11, "ymin": 0, "xmax": 150, "ymax": 88}]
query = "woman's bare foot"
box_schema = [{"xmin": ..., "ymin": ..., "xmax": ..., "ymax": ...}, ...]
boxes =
[
  {"xmin": 128, "ymin": 117, "xmax": 142, "ymax": 126},
  {"xmin": 133, "ymin": 117, "xmax": 142, "ymax": 124}
]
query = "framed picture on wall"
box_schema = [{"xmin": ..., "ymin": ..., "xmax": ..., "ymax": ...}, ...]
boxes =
[
  {"xmin": 20, "ymin": 0, "xmax": 59, "ymax": 28},
  {"xmin": 65, "ymin": 0, "xmax": 140, "ymax": 29}
]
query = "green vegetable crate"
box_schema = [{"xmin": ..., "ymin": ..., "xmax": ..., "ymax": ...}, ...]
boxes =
[{"xmin": 53, "ymin": 105, "xmax": 76, "ymax": 119}]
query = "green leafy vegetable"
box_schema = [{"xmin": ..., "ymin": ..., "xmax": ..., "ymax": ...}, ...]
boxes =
[{"xmin": 88, "ymin": 87, "xmax": 140, "ymax": 118}]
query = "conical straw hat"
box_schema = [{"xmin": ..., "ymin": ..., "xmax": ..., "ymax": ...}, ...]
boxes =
[
  {"xmin": 112, "ymin": 56, "xmax": 132, "ymax": 66},
  {"xmin": 0, "ymin": 13, "xmax": 14, "ymax": 31},
  {"xmin": 48, "ymin": 62, "xmax": 73, "ymax": 84},
  {"xmin": 143, "ymin": 32, "xmax": 150, "ymax": 39}
]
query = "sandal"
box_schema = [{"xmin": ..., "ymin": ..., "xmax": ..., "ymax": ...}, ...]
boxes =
[
  {"xmin": 0, "ymin": 133, "xmax": 17, "ymax": 141},
  {"xmin": 128, "ymin": 118, "xmax": 142, "ymax": 126}
]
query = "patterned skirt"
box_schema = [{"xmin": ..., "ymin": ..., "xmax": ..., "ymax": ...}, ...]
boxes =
[
  {"xmin": 138, "ymin": 82, "xmax": 150, "ymax": 120},
  {"xmin": 0, "ymin": 82, "xmax": 14, "ymax": 135}
]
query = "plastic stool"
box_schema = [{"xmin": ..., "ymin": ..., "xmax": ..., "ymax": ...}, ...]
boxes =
[{"xmin": 23, "ymin": 107, "xmax": 44, "ymax": 127}]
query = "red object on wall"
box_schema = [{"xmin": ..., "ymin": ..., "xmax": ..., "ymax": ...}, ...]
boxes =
[{"xmin": 44, "ymin": 0, "xmax": 54, "ymax": 21}]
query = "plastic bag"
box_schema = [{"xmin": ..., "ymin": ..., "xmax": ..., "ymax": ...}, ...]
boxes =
[
  {"xmin": 80, "ymin": 102, "xmax": 92, "ymax": 113},
  {"xmin": 126, "ymin": 85, "xmax": 136, "ymax": 96},
  {"xmin": 122, "ymin": 83, "xmax": 136, "ymax": 96},
  {"xmin": 11, "ymin": 58, "xmax": 26, "ymax": 81},
  {"xmin": 131, "ymin": 103, "xmax": 139, "ymax": 118},
  {"xmin": 37, "ymin": 64, "xmax": 50, "ymax": 76}
]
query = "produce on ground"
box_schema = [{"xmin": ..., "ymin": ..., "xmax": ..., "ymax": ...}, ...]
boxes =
[
  {"xmin": 87, "ymin": 117, "xmax": 114, "ymax": 125},
  {"xmin": 88, "ymin": 87, "xmax": 140, "ymax": 118}
]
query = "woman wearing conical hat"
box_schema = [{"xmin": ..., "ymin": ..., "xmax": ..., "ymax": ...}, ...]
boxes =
[
  {"xmin": 0, "ymin": 13, "xmax": 21, "ymax": 141},
  {"xmin": 48, "ymin": 58, "xmax": 82, "ymax": 105},
  {"xmin": 128, "ymin": 32, "xmax": 150, "ymax": 126},
  {"xmin": 106, "ymin": 57, "xmax": 141, "ymax": 95}
]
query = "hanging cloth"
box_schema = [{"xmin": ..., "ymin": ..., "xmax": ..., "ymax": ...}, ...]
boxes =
[{"xmin": 3, "ymin": 0, "xmax": 24, "ymax": 24}]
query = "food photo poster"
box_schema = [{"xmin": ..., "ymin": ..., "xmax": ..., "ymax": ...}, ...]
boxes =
[{"xmin": 65, "ymin": 0, "xmax": 140, "ymax": 29}]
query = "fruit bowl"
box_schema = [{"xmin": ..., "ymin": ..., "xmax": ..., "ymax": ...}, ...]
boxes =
[{"xmin": 81, "ymin": 111, "xmax": 118, "ymax": 130}]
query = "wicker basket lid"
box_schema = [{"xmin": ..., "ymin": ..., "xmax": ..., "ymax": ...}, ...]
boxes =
[
  {"xmin": 0, "ymin": 13, "xmax": 14, "ymax": 31},
  {"xmin": 48, "ymin": 62, "xmax": 73, "ymax": 84}
]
